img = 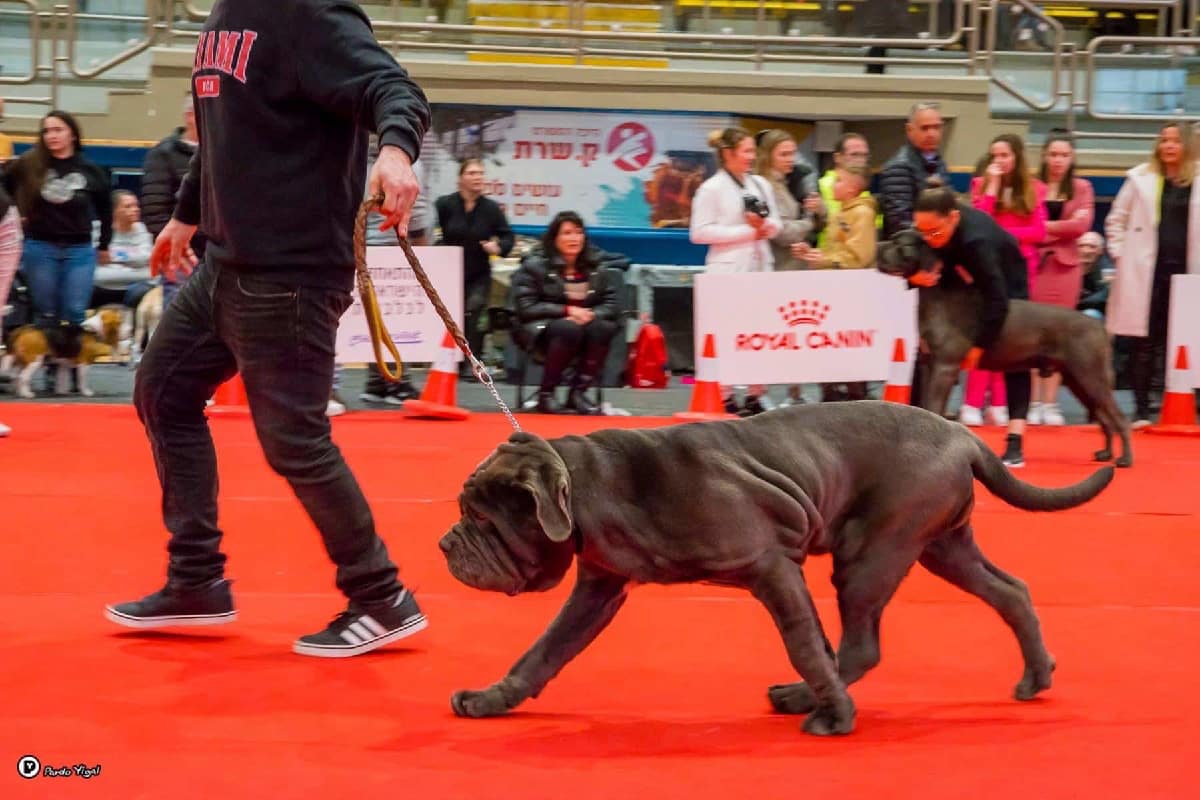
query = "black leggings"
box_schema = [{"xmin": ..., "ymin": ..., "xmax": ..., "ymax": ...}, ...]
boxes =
[
  {"xmin": 538, "ymin": 317, "xmax": 618, "ymax": 392},
  {"xmin": 1130, "ymin": 260, "xmax": 1184, "ymax": 417},
  {"xmin": 1005, "ymin": 370, "xmax": 1031, "ymax": 422}
]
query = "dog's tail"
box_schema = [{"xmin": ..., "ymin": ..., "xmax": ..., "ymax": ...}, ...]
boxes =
[{"xmin": 970, "ymin": 437, "xmax": 1114, "ymax": 511}]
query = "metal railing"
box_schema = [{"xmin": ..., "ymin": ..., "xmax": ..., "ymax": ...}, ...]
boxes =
[{"xmin": 2, "ymin": 0, "xmax": 1200, "ymax": 133}]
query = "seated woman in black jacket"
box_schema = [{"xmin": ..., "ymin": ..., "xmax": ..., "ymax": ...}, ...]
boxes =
[{"xmin": 511, "ymin": 211, "xmax": 620, "ymax": 415}]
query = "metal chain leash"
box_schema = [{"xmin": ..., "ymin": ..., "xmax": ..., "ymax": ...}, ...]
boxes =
[{"xmin": 354, "ymin": 195, "xmax": 522, "ymax": 432}]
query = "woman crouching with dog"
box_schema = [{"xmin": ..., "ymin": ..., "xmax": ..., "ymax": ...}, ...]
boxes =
[
  {"xmin": 511, "ymin": 211, "xmax": 621, "ymax": 415},
  {"xmin": 909, "ymin": 179, "xmax": 1033, "ymax": 467}
]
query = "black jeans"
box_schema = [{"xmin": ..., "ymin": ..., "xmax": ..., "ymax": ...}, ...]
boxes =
[
  {"xmin": 538, "ymin": 317, "xmax": 618, "ymax": 392},
  {"xmin": 1130, "ymin": 259, "xmax": 1184, "ymax": 417},
  {"xmin": 133, "ymin": 259, "xmax": 400, "ymax": 605}
]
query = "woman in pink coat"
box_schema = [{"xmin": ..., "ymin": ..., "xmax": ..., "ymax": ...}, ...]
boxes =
[
  {"xmin": 961, "ymin": 134, "xmax": 1047, "ymax": 428},
  {"xmin": 1031, "ymin": 130, "xmax": 1095, "ymax": 425}
]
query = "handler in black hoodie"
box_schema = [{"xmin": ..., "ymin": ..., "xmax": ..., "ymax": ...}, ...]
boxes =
[
  {"xmin": 908, "ymin": 181, "xmax": 1032, "ymax": 468},
  {"xmin": 106, "ymin": 0, "xmax": 433, "ymax": 659}
]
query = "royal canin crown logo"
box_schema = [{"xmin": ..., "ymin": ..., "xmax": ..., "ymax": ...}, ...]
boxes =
[{"xmin": 779, "ymin": 300, "xmax": 830, "ymax": 327}]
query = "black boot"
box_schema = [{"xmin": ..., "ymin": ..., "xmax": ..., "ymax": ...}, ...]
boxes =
[
  {"xmin": 535, "ymin": 390, "xmax": 560, "ymax": 414},
  {"xmin": 566, "ymin": 375, "xmax": 601, "ymax": 415}
]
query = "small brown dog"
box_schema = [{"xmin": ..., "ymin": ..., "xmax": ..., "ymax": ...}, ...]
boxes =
[{"xmin": 1, "ymin": 321, "xmax": 113, "ymax": 398}]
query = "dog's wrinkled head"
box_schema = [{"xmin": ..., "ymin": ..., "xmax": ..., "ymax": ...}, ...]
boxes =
[
  {"xmin": 876, "ymin": 228, "xmax": 938, "ymax": 278},
  {"xmin": 440, "ymin": 432, "xmax": 576, "ymax": 595}
]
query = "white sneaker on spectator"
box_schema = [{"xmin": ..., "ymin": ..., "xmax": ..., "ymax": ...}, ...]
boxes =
[
  {"xmin": 0, "ymin": 421, "xmax": 10, "ymax": 438},
  {"xmin": 1041, "ymin": 403, "xmax": 1065, "ymax": 426},
  {"xmin": 757, "ymin": 395, "xmax": 778, "ymax": 412},
  {"xmin": 325, "ymin": 399, "xmax": 347, "ymax": 417},
  {"xmin": 1131, "ymin": 417, "xmax": 1152, "ymax": 431},
  {"xmin": 1027, "ymin": 402, "xmax": 1043, "ymax": 425},
  {"xmin": 989, "ymin": 406, "xmax": 1009, "ymax": 426},
  {"xmin": 958, "ymin": 404, "xmax": 984, "ymax": 426}
]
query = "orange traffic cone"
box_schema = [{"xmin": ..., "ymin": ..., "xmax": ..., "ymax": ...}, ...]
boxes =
[
  {"xmin": 882, "ymin": 337, "xmax": 912, "ymax": 405},
  {"xmin": 403, "ymin": 331, "xmax": 470, "ymax": 421},
  {"xmin": 674, "ymin": 333, "xmax": 737, "ymax": 422},
  {"xmin": 208, "ymin": 373, "xmax": 249, "ymax": 416},
  {"xmin": 1146, "ymin": 344, "xmax": 1200, "ymax": 437}
]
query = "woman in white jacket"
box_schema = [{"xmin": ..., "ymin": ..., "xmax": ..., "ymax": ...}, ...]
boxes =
[
  {"xmin": 1104, "ymin": 122, "xmax": 1200, "ymax": 428},
  {"xmin": 689, "ymin": 127, "xmax": 782, "ymax": 414}
]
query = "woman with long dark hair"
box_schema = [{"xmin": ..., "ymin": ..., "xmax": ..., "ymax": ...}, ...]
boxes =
[
  {"xmin": 1032, "ymin": 130, "xmax": 1095, "ymax": 425},
  {"xmin": 2, "ymin": 110, "xmax": 111, "ymax": 326},
  {"xmin": 511, "ymin": 211, "xmax": 620, "ymax": 415},
  {"xmin": 960, "ymin": 133, "xmax": 1047, "ymax": 428}
]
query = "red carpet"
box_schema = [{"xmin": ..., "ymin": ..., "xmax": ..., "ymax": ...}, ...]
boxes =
[{"xmin": 1, "ymin": 404, "xmax": 1197, "ymax": 798}]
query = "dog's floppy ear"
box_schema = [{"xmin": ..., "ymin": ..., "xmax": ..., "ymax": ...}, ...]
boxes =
[
  {"xmin": 518, "ymin": 470, "xmax": 573, "ymax": 543},
  {"xmin": 505, "ymin": 432, "xmax": 574, "ymax": 542}
]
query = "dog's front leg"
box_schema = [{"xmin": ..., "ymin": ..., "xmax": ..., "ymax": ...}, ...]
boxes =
[
  {"xmin": 751, "ymin": 557, "xmax": 855, "ymax": 735},
  {"xmin": 451, "ymin": 566, "xmax": 629, "ymax": 718},
  {"xmin": 77, "ymin": 364, "xmax": 94, "ymax": 397}
]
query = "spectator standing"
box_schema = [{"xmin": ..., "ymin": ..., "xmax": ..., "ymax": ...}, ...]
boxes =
[
  {"xmin": 817, "ymin": 133, "xmax": 872, "ymax": 248},
  {"xmin": 141, "ymin": 96, "xmax": 204, "ymax": 308},
  {"xmin": 3, "ymin": 110, "xmax": 110, "ymax": 327},
  {"xmin": 878, "ymin": 102, "xmax": 950, "ymax": 238},
  {"xmin": 961, "ymin": 133, "xmax": 1047, "ymax": 427},
  {"xmin": 435, "ymin": 158, "xmax": 514, "ymax": 377},
  {"xmin": 1031, "ymin": 130, "xmax": 1094, "ymax": 425},
  {"xmin": 755, "ymin": 129, "xmax": 818, "ymax": 271},
  {"xmin": 0, "ymin": 171, "xmax": 20, "ymax": 439},
  {"xmin": 1105, "ymin": 122, "xmax": 1200, "ymax": 429},
  {"xmin": 690, "ymin": 126, "xmax": 782, "ymax": 416}
]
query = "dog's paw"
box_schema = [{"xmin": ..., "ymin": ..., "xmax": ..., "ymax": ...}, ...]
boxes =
[
  {"xmin": 451, "ymin": 686, "xmax": 513, "ymax": 718},
  {"xmin": 1115, "ymin": 454, "xmax": 1133, "ymax": 468},
  {"xmin": 16, "ymin": 388, "xmax": 34, "ymax": 399},
  {"xmin": 801, "ymin": 697, "xmax": 856, "ymax": 736},
  {"xmin": 768, "ymin": 681, "xmax": 817, "ymax": 715},
  {"xmin": 80, "ymin": 388, "xmax": 95, "ymax": 398},
  {"xmin": 1014, "ymin": 656, "xmax": 1055, "ymax": 701},
  {"xmin": 1094, "ymin": 448, "xmax": 1113, "ymax": 462}
]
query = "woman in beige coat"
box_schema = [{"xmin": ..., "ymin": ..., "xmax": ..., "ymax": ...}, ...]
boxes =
[{"xmin": 1105, "ymin": 122, "xmax": 1200, "ymax": 427}]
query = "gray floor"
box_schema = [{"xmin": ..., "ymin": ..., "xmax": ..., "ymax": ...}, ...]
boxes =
[{"xmin": 0, "ymin": 363, "xmax": 1143, "ymax": 423}]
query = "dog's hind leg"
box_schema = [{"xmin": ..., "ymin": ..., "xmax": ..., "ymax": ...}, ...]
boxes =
[
  {"xmin": 1060, "ymin": 368, "xmax": 1133, "ymax": 468},
  {"xmin": 754, "ymin": 555, "xmax": 855, "ymax": 735},
  {"xmin": 919, "ymin": 525, "xmax": 1054, "ymax": 700},
  {"xmin": 54, "ymin": 361, "xmax": 71, "ymax": 396}
]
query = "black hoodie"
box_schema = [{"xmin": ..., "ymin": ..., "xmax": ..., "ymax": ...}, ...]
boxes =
[{"xmin": 175, "ymin": 0, "xmax": 431, "ymax": 290}]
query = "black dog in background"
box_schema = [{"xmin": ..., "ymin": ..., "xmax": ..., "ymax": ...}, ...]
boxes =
[{"xmin": 877, "ymin": 229, "xmax": 1132, "ymax": 468}]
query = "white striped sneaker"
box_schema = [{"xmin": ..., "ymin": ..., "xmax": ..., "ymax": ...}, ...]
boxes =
[{"xmin": 292, "ymin": 589, "xmax": 427, "ymax": 658}]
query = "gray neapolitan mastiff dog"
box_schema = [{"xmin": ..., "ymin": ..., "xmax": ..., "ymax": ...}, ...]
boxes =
[
  {"xmin": 877, "ymin": 228, "xmax": 1133, "ymax": 468},
  {"xmin": 440, "ymin": 402, "xmax": 1114, "ymax": 736}
]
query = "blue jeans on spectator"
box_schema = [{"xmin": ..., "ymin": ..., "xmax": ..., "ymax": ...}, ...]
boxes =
[
  {"xmin": 133, "ymin": 256, "xmax": 402, "ymax": 603},
  {"xmin": 21, "ymin": 239, "xmax": 97, "ymax": 325}
]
